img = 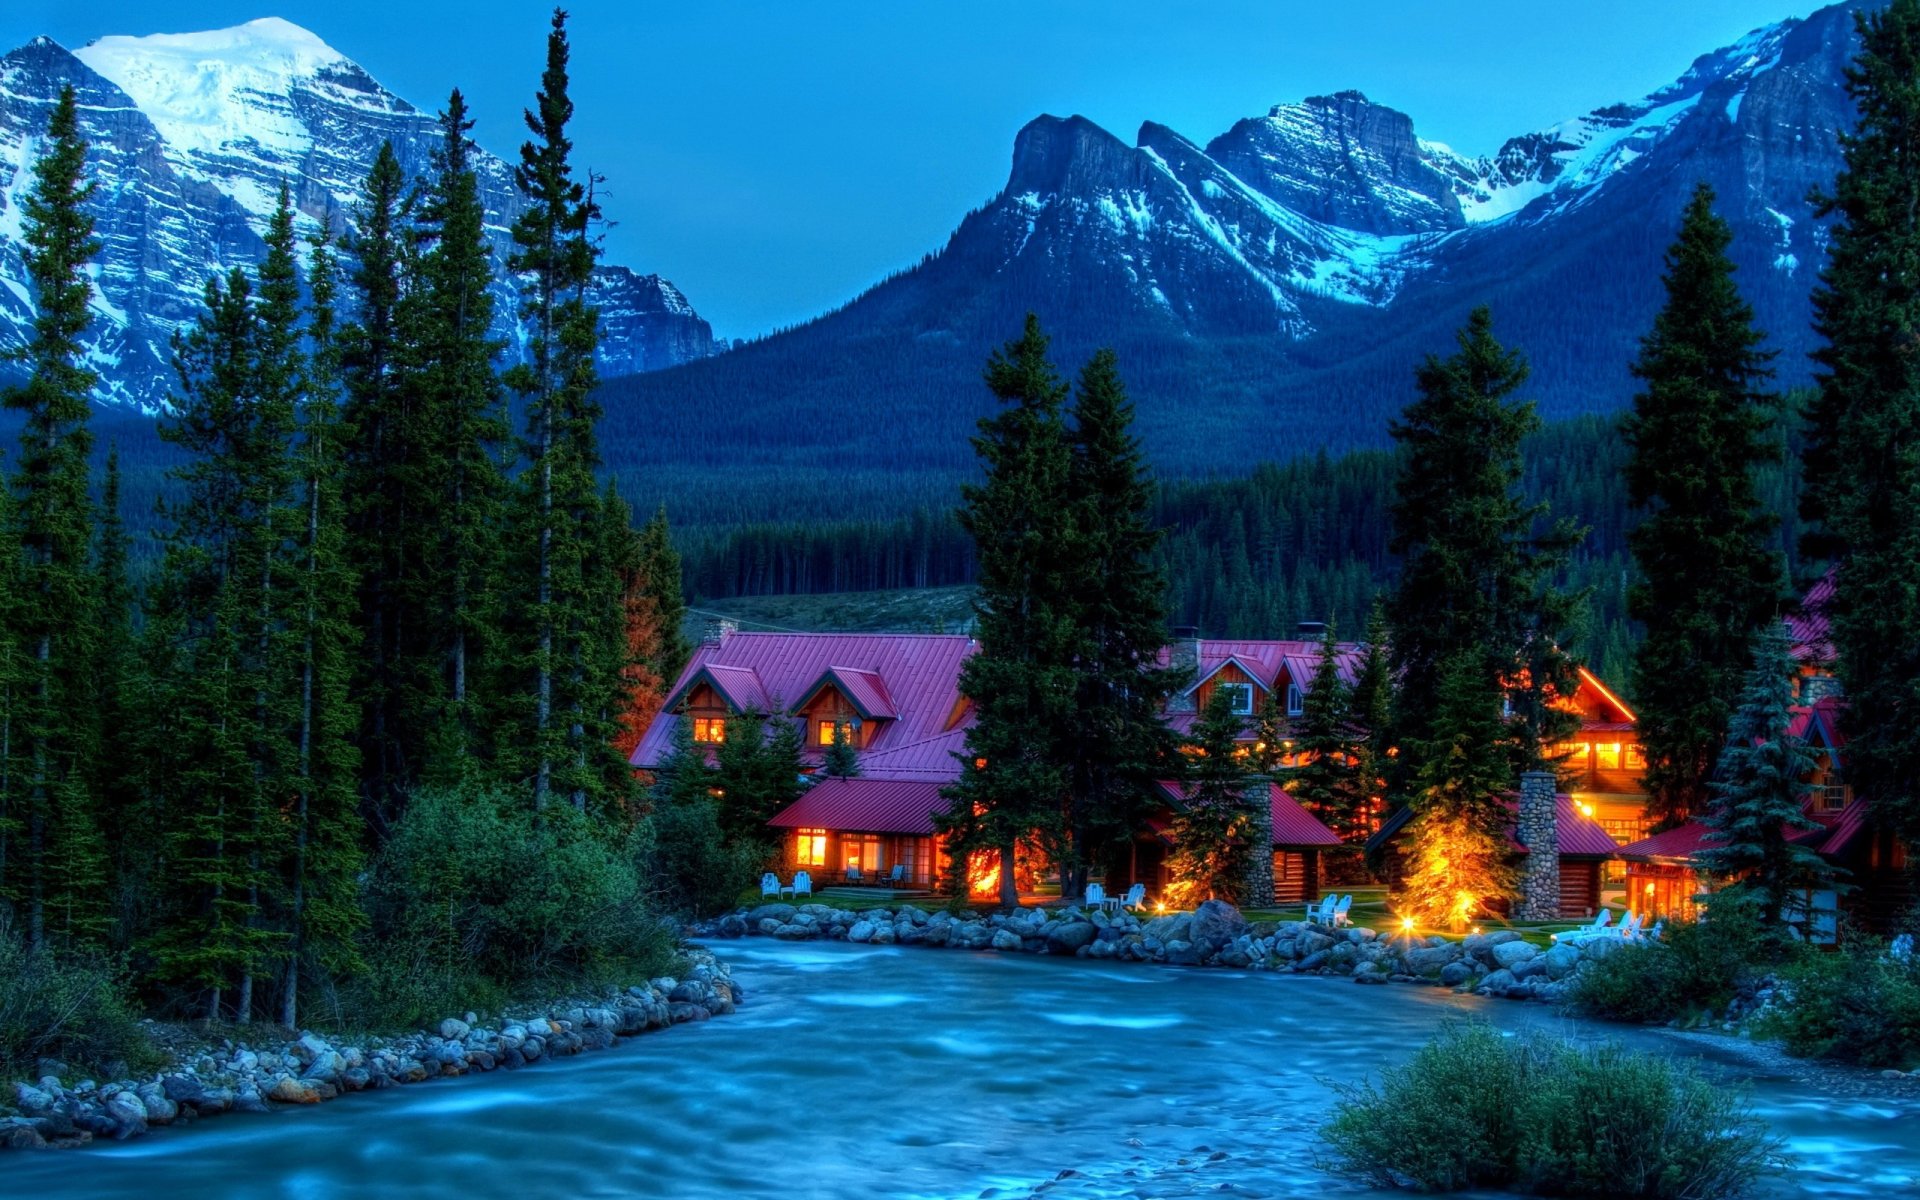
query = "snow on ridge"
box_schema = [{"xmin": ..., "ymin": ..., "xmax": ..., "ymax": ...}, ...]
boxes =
[{"xmin": 75, "ymin": 18, "xmax": 352, "ymax": 161}]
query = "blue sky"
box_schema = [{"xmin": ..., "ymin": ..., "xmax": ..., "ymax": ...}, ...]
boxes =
[{"xmin": 12, "ymin": 1, "xmax": 1819, "ymax": 338}]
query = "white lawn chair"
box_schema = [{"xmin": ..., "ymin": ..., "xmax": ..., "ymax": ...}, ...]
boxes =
[
  {"xmin": 1616, "ymin": 912, "xmax": 1644, "ymax": 939},
  {"xmin": 1644, "ymin": 920, "xmax": 1665, "ymax": 942},
  {"xmin": 1553, "ymin": 910, "xmax": 1611, "ymax": 945},
  {"xmin": 1120, "ymin": 883, "xmax": 1147, "ymax": 912},
  {"xmin": 792, "ymin": 870, "xmax": 813, "ymax": 899},
  {"xmin": 1306, "ymin": 895, "xmax": 1336, "ymax": 924},
  {"xmin": 846, "ymin": 864, "xmax": 864, "ymax": 885},
  {"xmin": 761, "ymin": 872, "xmax": 781, "ymax": 900},
  {"xmin": 1085, "ymin": 882, "xmax": 1106, "ymax": 910},
  {"xmin": 1332, "ymin": 895, "xmax": 1354, "ymax": 927}
]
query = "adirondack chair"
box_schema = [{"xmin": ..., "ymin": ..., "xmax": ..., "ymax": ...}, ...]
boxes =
[
  {"xmin": 761, "ymin": 872, "xmax": 781, "ymax": 900},
  {"xmin": 1331, "ymin": 895, "xmax": 1355, "ymax": 927},
  {"xmin": 1085, "ymin": 882, "xmax": 1107, "ymax": 910},
  {"xmin": 885, "ymin": 864, "xmax": 906, "ymax": 886},
  {"xmin": 1120, "ymin": 883, "xmax": 1147, "ymax": 911},
  {"xmin": 1307, "ymin": 895, "xmax": 1337, "ymax": 924},
  {"xmin": 1554, "ymin": 909, "xmax": 1612, "ymax": 944},
  {"xmin": 792, "ymin": 871, "xmax": 813, "ymax": 898},
  {"xmin": 845, "ymin": 864, "xmax": 863, "ymax": 885},
  {"xmin": 1615, "ymin": 912, "xmax": 1644, "ymax": 940}
]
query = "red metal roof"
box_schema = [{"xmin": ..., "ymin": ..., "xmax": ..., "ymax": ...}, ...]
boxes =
[
  {"xmin": 634, "ymin": 633, "xmax": 976, "ymax": 772},
  {"xmin": 1617, "ymin": 821, "xmax": 1714, "ymax": 863},
  {"xmin": 1167, "ymin": 639, "xmax": 1365, "ymax": 696},
  {"xmin": 1618, "ymin": 795, "xmax": 1871, "ymax": 865},
  {"xmin": 768, "ymin": 777, "xmax": 948, "ymax": 835},
  {"xmin": 1788, "ymin": 570, "xmax": 1836, "ymax": 668},
  {"xmin": 1152, "ymin": 780, "xmax": 1344, "ymax": 848},
  {"xmin": 1512, "ymin": 795, "xmax": 1621, "ymax": 858}
]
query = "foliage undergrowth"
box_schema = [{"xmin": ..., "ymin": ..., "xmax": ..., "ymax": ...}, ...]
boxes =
[
  {"xmin": 1319, "ymin": 1022, "xmax": 1788, "ymax": 1198},
  {"xmin": 1759, "ymin": 939, "xmax": 1920, "ymax": 1069},
  {"xmin": 1567, "ymin": 901, "xmax": 1788, "ymax": 1024},
  {"xmin": 346, "ymin": 785, "xmax": 681, "ymax": 1029},
  {"xmin": 0, "ymin": 917, "xmax": 163, "ymax": 1083}
]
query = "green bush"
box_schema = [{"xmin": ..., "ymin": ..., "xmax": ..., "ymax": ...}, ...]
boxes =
[
  {"xmin": 1761, "ymin": 942, "xmax": 1920, "ymax": 1069},
  {"xmin": 349, "ymin": 784, "xmax": 678, "ymax": 1027},
  {"xmin": 0, "ymin": 918, "xmax": 161, "ymax": 1083},
  {"xmin": 1568, "ymin": 901, "xmax": 1786, "ymax": 1024},
  {"xmin": 1320, "ymin": 1022, "xmax": 1788, "ymax": 1199},
  {"xmin": 643, "ymin": 795, "xmax": 763, "ymax": 919}
]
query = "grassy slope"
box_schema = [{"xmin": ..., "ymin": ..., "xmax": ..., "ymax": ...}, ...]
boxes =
[{"xmin": 682, "ymin": 585, "xmax": 977, "ymax": 642}]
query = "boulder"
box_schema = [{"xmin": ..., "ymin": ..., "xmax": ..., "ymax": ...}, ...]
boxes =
[
  {"xmin": 1492, "ymin": 940, "xmax": 1539, "ymax": 969},
  {"xmin": 0, "ymin": 1118, "xmax": 47, "ymax": 1150},
  {"xmin": 135, "ymin": 1084, "xmax": 177, "ymax": 1126},
  {"xmin": 1583, "ymin": 937, "xmax": 1622, "ymax": 962},
  {"xmin": 1544, "ymin": 943, "xmax": 1583, "ymax": 980},
  {"xmin": 267, "ymin": 1077, "xmax": 323, "ymax": 1105},
  {"xmin": 1404, "ymin": 946, "xmax": 1456, "ymax": 976},
  {"xmin": 10, "ymin": 1082, "xmax": 52, "ymax": 1114},
  {"xmin": 1439, "ymin": 961, "xmax": 1473, "ymax": 987},
  {"xmin": 748, "ymin": 903, "xmax": 797, "ymax": 925},
  {"xmin": 1164, "ymin": 939, "xmax": 1201, "ymax": 966},
  {"xmin": 1045, "ymin": 921, "xmax": 1099, "ymax": 955},
  {"xmin": 1478, "ymin": 968, "xmax": 1517, "ymax": 995},
  {"xmin": 1296, "ymin": 950, "xmax": 1330, "ymax": 971},
  {"xmin": 1142, "ymin": 912, "xmax": 1194, "ymax": 945},
  {"xmin": 232, "ymin": 1089, "xmax": 270, "ymax": 1114},
  {"xmin": 846, "ymin": 920, "xmax": 876, "ymax": 943},
  {"xmin": 1296, "ymin": 931, "xmax": 1335, "ymax": 958},
  {"xmin": 991, "ymin": 929, "xmax": 1024, "ymax": 952},
  {"xmin": 438, "ymin": 1017, "xmax": 471, "ymax": 1041},
  {"xmin": 1511, "ymin": 957, "xmax": 1548, "ymax": 981},
  {"xmin": 1188, "ymin": 900, "xmax": 1250, "ymax": 953},
  {"xmin": 103, "ymin": 1090, "xmax": 148, "ymax": 1139}
]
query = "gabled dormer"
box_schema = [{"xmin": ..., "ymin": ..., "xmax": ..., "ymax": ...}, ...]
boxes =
[
  {"xmin": 795, "ymin": 666, "xmax": 898, "ymax": 750},
  {"xmin": 1188, "ymin": 656, "xmax": 1269, "ymax": 720},
  {"xmin": 663, "ymin": 664, "xmax": 771, "ymax": 743}
]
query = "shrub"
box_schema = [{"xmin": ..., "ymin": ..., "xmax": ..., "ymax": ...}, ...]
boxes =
[
  {"xmin": 0, "ymin": 917, "xmax": 161, "ymax": 1083},
  {"xmin": 349, "ymin": 784, "xmax": 679, "ymax": 1027},
  {"xmin": 1320, "ymin": 1022, "xmax": 1787, "ymax": 1199},
  {"xmin": 1762, "ymin": 942, "xmax": 1920, "ymax": 1069},
  {"xmin": 643, "ymin": 795, "xmax": 763, "ymax": 919},
  {"xmin": 1568, "ymin": 900, "xmax": 1786, "ymax": 1024}
]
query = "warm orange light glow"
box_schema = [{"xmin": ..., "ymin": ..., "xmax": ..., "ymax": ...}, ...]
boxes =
[
  {"xmin": 966, "ymin": 853, "xmax": 1000, "ymax": 897},
  {"xmin": 973, "ymin": 757, "xmax": 988, "ymax": 770},
  {"xmin": 1400, "ymin": 916, "xmax": 1415, "ymax": 933},
  {"xmin": 1578, "ymin": 801, "xmax": 1595, "ymax": 818},
  {"xmin": 1577, "ymin": 667, "xmax": 1638, "ymax": 723}
]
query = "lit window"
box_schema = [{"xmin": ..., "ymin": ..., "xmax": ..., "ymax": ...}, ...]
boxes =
[
  {"xmin": 1594, "ymin": 743, "xmax": 1622, "ymax": 771},
  {"xmin": 1624, "ymin": 744, "xmax": 1647, "ymax": 770},
  {"xmin": 1553, "ymin": 741, "xmax": 1589, "ymax": 766},
  {"xmin": 817, "ymin": 719, "xmax": 853, "ymax": 747},
  {"xmin": 1286, "ymin": 684, "xmax": 1304, "ymax": 717},
  {"xmin": 1217, "ymin": 683, "xmax": 1254, "ymax": 715},
  {"xmin": 692, "ymin": 716, "xmax": 726, "ymax": 744},
  {"xmin": 795, "ymin": 828, "xmax": 827, "ymax": 866}
]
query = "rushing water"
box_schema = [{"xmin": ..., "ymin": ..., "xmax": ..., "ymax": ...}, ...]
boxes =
[{"xmin": 10, "ymin": 940, "xmax": 1920, "ymax": 1199}]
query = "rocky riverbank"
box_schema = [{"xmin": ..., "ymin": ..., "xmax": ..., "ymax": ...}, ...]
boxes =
[
  {"xmin": 0, "ymin": 948, "xmax": 740, "ymax": 1152},
  {"xmin": 702, "ymin": 900, "xmax": 1624, "ymax": 1002}
]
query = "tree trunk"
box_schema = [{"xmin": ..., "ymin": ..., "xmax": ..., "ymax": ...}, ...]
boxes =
[{"xmin": 998, "ymin": 840, "xmax": 1018, "ymax": 909}]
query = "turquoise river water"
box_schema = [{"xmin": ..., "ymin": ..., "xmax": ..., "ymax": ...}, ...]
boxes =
[{"xmin": 7, "ymin": 939, "xmax": 1920, "ymax": 1199}]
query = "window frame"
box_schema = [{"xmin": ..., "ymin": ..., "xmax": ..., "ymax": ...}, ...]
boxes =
[
  {"xmin": 1285, "ymin": 683, "xmax": 1304, "ymax": 718},
  {"xmin": 692, "ymin": 715, "xmax": 727, "ymax": 744},
  {"xmin": 1216, "ymin": 682, "xmax": 1255, "ymax": 716}
]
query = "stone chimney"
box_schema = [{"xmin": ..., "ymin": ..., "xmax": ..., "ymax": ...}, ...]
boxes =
[
  {"xmin": 1518, "ymin": 771, "xmax": 1560, "ymax": 921},
  {"xmin": 1242, "ymin": 776, "xmax": 1276, "ymax": 909},
  {"xmin": 701, "ymin": 617, "xmax": 738, "ymax": 647},
  {"xmin": 1167, "ymin": 625, "xmax": 1201, "ymax": 714}
]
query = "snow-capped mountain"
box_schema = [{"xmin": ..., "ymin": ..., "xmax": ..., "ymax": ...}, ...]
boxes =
[
  {"xmin": 605, "ymin": 0, "xmax": 1864, "ymax": 489},
  {"xmin": 0, "ymin": 18, "xmax": 721, "ymax": 412}
]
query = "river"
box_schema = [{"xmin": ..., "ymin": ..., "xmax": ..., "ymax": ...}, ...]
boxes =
[{"xmin": 9, "ymin": 940, "xmax": 1920, "ymax": 1199}]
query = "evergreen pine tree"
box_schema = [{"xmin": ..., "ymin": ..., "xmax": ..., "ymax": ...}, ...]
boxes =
[
  {"xmin": 1061, "ymin": 347, "xmax": 1178, "ymax": 898},
  {"xmin": 1167, "ymin": 690, "xmax": 1259, "ymax": 905},
  {"xmin": 3, "ymin": 84, "xmax": 105, "ymax": 948},
  {"xmin": 1623, "ymin": 183, "xmax": 1784, "ymax": 825},
  {"xmin": 821, "ymin": 721, "xmax": 860, "ymax": 778},
  {"xmin": 1398, "ymin": 650, "xmax": 1522, "ymax": 930},
  {"xmin": 282, "ymin": 222, "xmax": 367, "ymax": 1026},
  {"xmin": 1386, "ymin": 307, "xmax": 1585, "ymax": 789},
  {"xmin": 1287, "ymin": 622, "xmax": 1364, "ymax": 839},
  {"xmin": 1800, "ymin": 0, "xmax": 1920, "ymax": 841},
  {"xmin": 612, "ymin": 506, "xmax": 685, "ymax": 767},
  {"xmin": 89, "ymin": 448, "xmax": 142, "ymax": 942},
  {"xmin": 1348, "ymin": 600, "xmax": 1393, "ymax": 830},
  {"xmin": 937, "ymin": 315, "xmax": 1080, "ymax": 906},
  {"xmin": 1695, "ymin": 625, "xmax": 1836, "ymax": 927},
  {"xmin": 501, "ymin": 9, "xmax": 630, "ymax": 814},
  {"xmin": 415, "ymin": 89, "xmax": 511, "ymax": 769},
  {"xmin": 339, "ymin": 140, "xmax": 421, "ymax": 822}
]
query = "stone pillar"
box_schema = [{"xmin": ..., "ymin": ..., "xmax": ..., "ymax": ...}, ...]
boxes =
[
  {"xmin": 1243, "ymin": 776, "xmax": 1276, "ymax": 908},
  {"xmin": 1167, "ymin": 626, "xmax": 1201, "ymax": 714},
  {"xmin": 701, "ymin": 617, "xmax": 738, "ymax": 646},
  {"xmin": 1518, "ymin": 771, "xmax": 1560, "ymax": 920}
]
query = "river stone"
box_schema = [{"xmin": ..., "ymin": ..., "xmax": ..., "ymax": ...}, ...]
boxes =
[
  {"xmin": 1143, "ymin": 912, "xmax": 1194, "ymax": 944},
  {"xmin": 748, "ymin": 903, "xmax": 796, "ymax": 924},
  {"xmin": 232, "ymin": 1089, "xmax": 270, "ymax": 1114},
  {"xmin": 1045, "ymin": 921, "xmax": 1099, "ymax": 955},
  {"xmin": 1404, "ymin": 946, "xmax": 1455, "ymax": 976},
  {"xmin": 1492, "ymin": 940, "xmax": 1538, "ymax": 968},
  {"xmin": 11, "ymin": 1082, "xmax": 52, "ymax": 1114},
  {"xmin": 103, "ymin": 1090, "xmax": 147, "ymax": 1139},
  {"xmin": 1297, "ymin": 931, "xmax": 1335, "ymax": 957},
  {"xmin": 438, "ymin": 1017, "xmax": 471, "ymax": 1040},
  {"xmin": 847, "ymin": 920, "xmax": 876, "ymax": 943},
  {"xmin": 0, "ymin": 1118, "xmax": 47, "ymax": 1150},
  {"xmin": 1297, "ymin": 950, "xmax": 1331, "ymax": 971},
  {"xmin": 1512, "ymin": 957, "xmax": 1548, "ymax": 981},
  {"xmin": 1440, "ymin": 961, "xmax": 1473, "ymax": 986},
  {"xmin": 1478, "ymin": 968, "xmax": 1518, "ymax": 995},
  {"xmin": 1583, "ymin": 937, "xmax": 1622, "ymax": 962},
  {"xmin": 1544, "ymin": 943, "xmax": 1582, "ymax": 979},
  {"xmin": 1163, "ymin": 939, "xmax": 1201, "ymax": 966},
  {"xmin": 771, "ymin": 923, "xmax": 816, "ymax": 940},
  {"xmin": 1485, "ymin": 930, "xmax": 1524, "ymax": 946},
  {"xmin": 1189, "ymin": 900, "xmax": 1250, "ymax": 953},
  {"xmin": 991, "ymin": 929, "xmax": 1023, "ymax": 952}
]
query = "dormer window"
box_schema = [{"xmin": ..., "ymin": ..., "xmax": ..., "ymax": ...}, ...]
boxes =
[
  {"xmin": 1286, "ymin": 684, "xmax": 1304, "ymax": 717},
  {"xmin": 1217, "ymin": 683, "xmax": 1254, "ymax": 715},
  {"xmin": 692, "ymin": 716, "xmax": 727, "ymax": 744},
  {"xmin": 816, "ymin": 718, "xmax": 855, "ymax": 747}
]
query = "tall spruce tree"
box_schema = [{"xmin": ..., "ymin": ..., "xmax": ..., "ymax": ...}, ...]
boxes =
[
  {"xmin": 1167, "ymin": 690, "xmax": 1259, "ymax": 905},
  {"xmin": 1287, "ymin": 623, "xmax": 1365, "ymax": 840},
  {"xmin": 1061, "ymin": 347, "xmax": 1178, "ymax": 898},
  {"xmin": 1695, "ymin": 626, "xmax": 1836, "ymax": 928},
  {"xmin": 1398, "ymin": 650, "xmax": 1522, "ymax": 930},
  {"xmin": 1623, "ymin": 183, "xmax": 1784, "ymax": 826},
  {"xmin": 501, "ymin": 9, "xmax": 631, "ymax": 813},
  {"xmin": 89, "ymin": 448, "xmax": 141, "ymax": 940},
  {"xmin": 1349, "ymin": 600, "xmax": 1393, "ymax": 829},
  {"xmin": 938, "ymin": 315, "xmax": 1081, "ymax": 906},
  {"xmin": 4, "ymin": 85, "xmax": 105, "ymax": 948},
  {"xmin": 415, "ymin": 89, "xmax": 511, "ymax": 769},
  {"xmin": 613, "ymin": 506, "xmax": 686, "ymax": 767},
  {"xmin": 1800, "ymin": 0, "xmax": 1920, "ymax": 842},
  {"xmin": 1386, "ymin": 307, "xmax": 1585, "ymax": 786},
  {"xmin": 340, "ymin": 140, "xmax": 422, "ymax": 823},
  {"xmin": 282, "ymin": 223, "xmax": 366, "ymax": 1026}
]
